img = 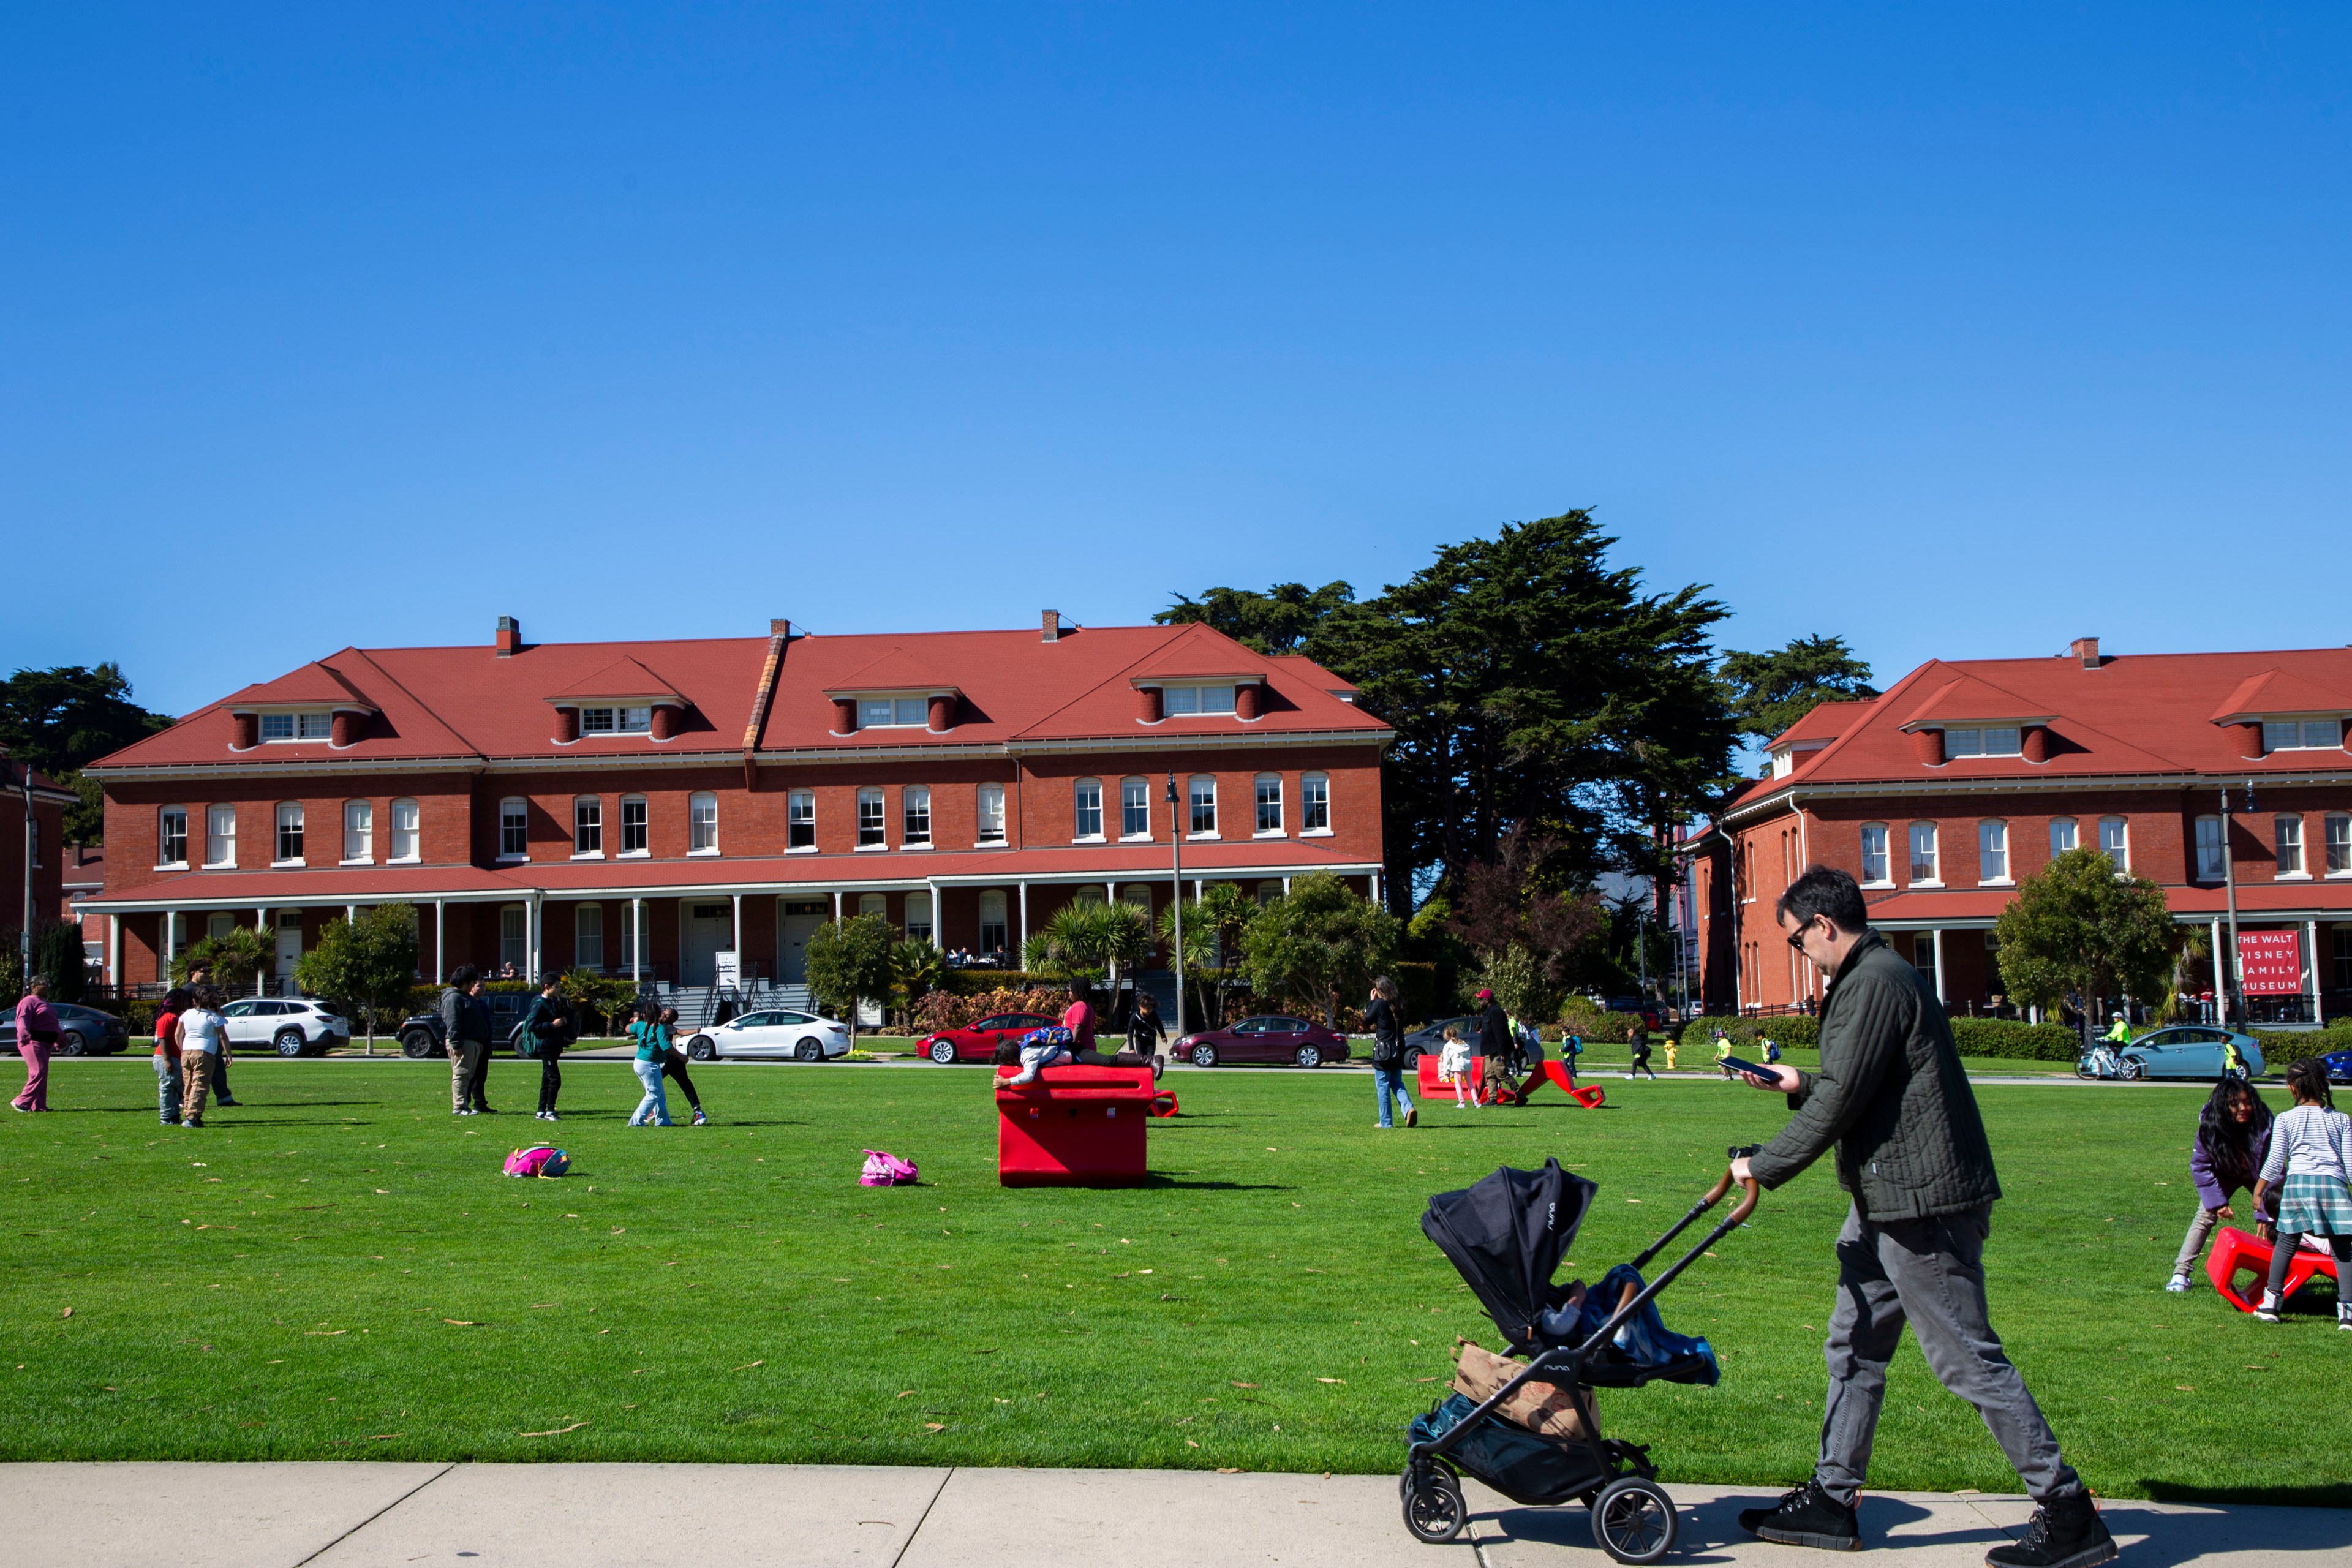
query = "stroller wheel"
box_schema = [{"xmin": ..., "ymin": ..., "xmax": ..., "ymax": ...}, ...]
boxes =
[
  {"xmin": 1401, "ymin": 1469, "xmax": 1467, "ymax": 1544},
  {"xmin": 1591, "ymin": 1476, "xmax": 1677, "ymax": 1564}
]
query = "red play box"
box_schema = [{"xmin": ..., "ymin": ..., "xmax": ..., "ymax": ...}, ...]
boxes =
[{"xmin": 994, "ymin": 1063, "xmax": 1158, "ymax": 1187}]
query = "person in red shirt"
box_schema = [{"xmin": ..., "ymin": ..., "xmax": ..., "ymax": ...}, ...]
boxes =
[
  {"xmin": 153, "ymin": 987, "xmax": 190, "ymax": 1126},
  {"xmin": 1060, "ymin": 981, "xmax": 1097, "ymax": 1058}
]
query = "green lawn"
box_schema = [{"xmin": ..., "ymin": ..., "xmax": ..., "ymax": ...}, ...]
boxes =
[{"xmin": 1, "ymin": 1057, "xmax": 2337, "ymax": 1504}]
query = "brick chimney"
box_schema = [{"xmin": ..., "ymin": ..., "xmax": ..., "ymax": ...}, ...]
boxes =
[
  {"xmin": 496, "ymin": 616, "xmax": 521, "ymax": 657},
  {"xmin": 1135, "ymin": 685, "xmax": 1163, "ymax": 724},
  {"xmin": 1235, "ymin": 682, "xmax": 1263, "ymax": 722},
  {"xmin": 2238, "ymin": 722, "xmax": 2264, "ymax": 760},
  {"xmin": 330, "ymin": 710, "xmax": 364, "ymax": 748},
  {"xmin": 1042, "ymin": 609, "xmax": 1063, "ymax": 643},
  {"xmin": 769, "ymin": 619, "xmax": 792, "ymax": 637},
  {"xmin": 2068, "ymin": 635, "xmax": 2100, "ymax": 669},
  {"xmin": 1910, "ymin": 728, "xmax": 1945, "ymax": 766},
  {"xmin": 650, "ymin": 705, "xmax": 680, "ymax": 741},
  {"xmin": 831, "ymin": 696, "xmax": 859, "ymax": 734},
  {"xmin": 553, "ymin": 706, "xmax": 579, "ymax": 744},
  {"xmin": 230, "ymin": 712, "xmax": 258, "ymax": 750},
  {"xmin": 927, "ymin": 693, "xmax": 957, "ymax": 733},
  {"xmin": 2021, "ymin": 724, "xmax": 2052, "ymax": 763}
]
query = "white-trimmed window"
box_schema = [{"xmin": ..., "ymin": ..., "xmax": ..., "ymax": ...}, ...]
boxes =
[
  {"xmin": 2329, "ymin": 814, "xmax": 2352, "ymax": 876},
  {"xmin": 978, "ymin": 889, "xmax": 1009, "ymax": 952},
  {"xmin": 158, "ymin": 807, "xmax": 188, "ymax": 869},
  {"xmin": 207, "ymin": 913, "xmax": 234, "ymax": 941},
  {"xmin": 905, "ymin": 891, "xmax": 933, "ymax": 944},
  {"xmin": 1257, "ymin": 880, "xmax": 1286, "ymax": 905},
  {"xmin": 1977, "ymin": 819, "xmax": 2009, "ymax": 883},
  {"xmin": 2195, "ymin": 815, "xmax": 2225, "ymax": 882},
  {"xmin": 573, "ymin": 796, "xmax": 603, "ymax": 858},
  {"xmin": 2277, "ymin": 814, "xmax": 2305, "ymax": 877},
  {"xmin": 1188, "ymin": 775, "xmax": 1218, "ymax": 836},
  {"xmin": 1301, "ymin": 772, "xmax": 1330, "ymax": 833},
  {"xmin": 1120, "ymin": 883, "xmax": 1153, "ymax": 913},
  {"xmin": 902, "ymin": 786, "xmax": 931, "ymax": 847},
  {"xmin": 620, "ymin": 794, "xmax": 649, "ymax": 856},
  {"xmin": 204, "ymin": 805, "xmax": 235, "ymax": 868},
  {"xmin": 1163, "ymin": 685, "xmax": 1237, "ymax": 716},
  {"xmin": 1073, "ymin": 778, "xmax": 1104, "ymax": 841},
  {"xmin": 858, "ymin": 696, "xmax": 930, "ymax": 728},
  {"xmin": 1120, "ymin": 777, "xmax": 1150, "ymax": 839},
  {"xmin": 578, "ymin": 706, "xmax": 652, "ymax": 736},
  {"xmin": 575, "ymin": 904, "xmax": 605, "ymax": 971},
  {"xmin": 274, "ymin": 802, "xmax": 305, "ymax": 865},
  {"xmin": 342, "ymin": 800, "xmax": 373, "ymax": 863},
  {"xmin": 260, "ymin": 710, "xmax": 332, "ymax": 742},
  {"xmin": 1254, "ymin": 774, "xmax": 1284, "ymax": 835},
  {"xmin": 500, "ymin": 797, "xmax": 529, "ymax": 860},
  {"xmin": 788, "ymin": 790, "xmax": 816, "ymax": 850},
  {"xmin": 2264, "ymin": 719, "xmax": 2342, "ymax": 753},
  {"xmin": 500, "ymin": 905, "xmax": 529, "ymax": 972},
  {"xmin": 858, "ymin": 891, "xmax": 888, "ymax": 919},
  {"xmin": 1907, "ymin": 821, "xmax": 1939, "ymax": 884},
  {"xmin": 976, "ymin": 782, "xmax": 1006, "ymax": 845},
  {"xmin": 390, "ymin": 798, "xmax": 420, "ymax": 862},
  {"xmin": 1942, "ymin": 727, "xmax": 2021, "ymax": 758},
  {"xmin": 857, "ymin": 788, "xmax": 886, "ymax": 848},
  {"xmin": 2050, "ymin": 817, "xmax": 2078, "ymax": 856},
  {"xmin": 689, "ymin": 791, "xmax": 718, "ymax": 854},
  {"xmin": 1859, "ymin": 823, "xmax": 1890, "ymax": 884},
  {"xmin": 2098, "ymin": 815, "xmax": 2130, "ymax": 872}
]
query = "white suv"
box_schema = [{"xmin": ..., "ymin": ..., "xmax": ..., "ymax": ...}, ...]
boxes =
[{"xmin": 219, "ymin": 998, "xmax": 352, "ymax": 1057}]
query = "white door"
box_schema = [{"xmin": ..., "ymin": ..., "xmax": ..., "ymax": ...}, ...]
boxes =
[
  {"xmin": 680, "ymin": 901, "xmax": 732, "ymax": 986},
  {"xmin": 275, "ymin": 919, "xmax": 304, "ymax": 995},
  {"xmin": 777, "ymin": 900, "xmax": 826, "ymax": 984}
]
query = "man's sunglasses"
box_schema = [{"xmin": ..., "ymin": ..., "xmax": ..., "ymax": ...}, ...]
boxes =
[{"xmin": 1786, "ymin": 917, "xmax": 1823, "ymax": 951}]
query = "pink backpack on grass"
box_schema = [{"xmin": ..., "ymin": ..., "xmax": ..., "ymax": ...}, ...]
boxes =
[
  {"xmin": 860, "ymin": 1148, "xmax": 918, "ymax": 1186},
  {"xmin": 503, "ymin": 1145, "xmax": 570, "ymax": 1178}
]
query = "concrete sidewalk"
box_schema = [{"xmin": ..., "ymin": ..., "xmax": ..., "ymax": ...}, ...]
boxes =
[{"xmin": 4, "ymin": 1464, "xmax": 2343, "ymax": 1566}]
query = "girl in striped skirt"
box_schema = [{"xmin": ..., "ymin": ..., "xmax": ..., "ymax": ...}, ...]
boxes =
[{"xmin": 2251, "ymin": 1057, "xmax": 2352, "ymax": 1327}]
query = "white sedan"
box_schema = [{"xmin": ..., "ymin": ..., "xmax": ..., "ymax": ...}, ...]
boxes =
[
  {"xmin": 219, "ymin": 998, "xmax": 352, "ymax": 1057},
  {"xmin": 683, "ymin": 1009, "xmax": 852, "ymax": 1063}
]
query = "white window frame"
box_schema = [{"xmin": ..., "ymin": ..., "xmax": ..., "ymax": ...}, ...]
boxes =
[
  {"xmin": 1254, "ymin": 774, "xmax": 1285, "ymax": 837},
  {"xmin": 619, "ymin": 794, "xmax": 650, "ymax": 857},
  {"xmin": 688, "ymin": 791, "xmax": 719, "ymax": 854},
  {"xmin": 157, "ymin": 806, "xmax": 189, "ymax": 870},
  {"xmin": 619, "ymin": 706, "xmax": 652, "ymax": 734},
  {"xmin": 579, "ymin": 707, "xmax": 617, "ymax": 734},
  {"xmin": 2194, "ymin": 815, "xmax": 2225, "ymax": 883},
  {"xmin": 856, "ymin": 787, "xmax": 887, "ymax": 850},
  {"xmin": 575, "ymin": 903, "xmax": 605, "ymax": 971},
  {"xmin": 499, "ymin": 797, "xmax": 529, "ymax": 862},
  {"xmin": 1119, "ymin": 777, "xmax": 1151, "ymax": 840},
  {"xmin": 1188, "ymin": 775, "xmax": 1218, "ymax": 838},
  {"xmin": 1072, "ymin": 778, "xmax": 1104, "ymax": 843},
  {"xmin": 390, "ymin": 798, "xmax": 420, "ymax": 864},
  {"xmin": 858, "ymin": 891, "xmax": 888, "ymax": 919},
  {"xmin": 857, "ymin": 695, "xmax": 931, "ymax": 729},
  {"xmin": 573, "ymin": 796, "xmax": 604, "ymax": 859},
  {"xmin": 342, "ymin": 799, "xmax": 373, "ymax": 865},
  {"xmin": 977, "ymin": 889, "xmax": 1009, "ymax": 952},
  {"xmin": 786, "ymin": 789, "xmax": 816, "ymax": 851},
  {"xmin": 499, "ymin": 904, "xmax": 529, "ymax": 972},
  {"xmin": 2264, "ymin": 718, "xmax": 2343, "ymax": 753},
  {"xmin": 258, "ymin": 710, "xmax": 333, "ymax": 743},
  {"xmin": 2098, "ymin": 815, "xmax": 2130, "ymax": 873},
  {"xmin": 905, "ymin": 890, "xmax": 933, "ymax": 944},
  {"xmin": 902, "ymin": 786, "xmax": 932, "ymax": 849},
  {"xmin": 1858, "ymin": 823, "xmax": 1890, "ymax": 886},
  {"xmin": 273, "ymin": 802, "xmax": 306, "ymax": 867},
  {"xmin": 1907, "ymin": 820, "xmax": 1939, "ymax": 886},
  {"xmin": 1300, "ymin": 772, "xmax": 1330, "ymax": 835},
  {"xmin": 2277, "ymin": 813, "xmax": 2307, "ymax": 878},
  {"xmin": 1161, "ymin": 684, "xmax": 1238, "ymax": 717},
  {"xmin": 1977, "ymin": 819, "xmax": 2010, "ymax": 884},
  {"xmin": 2049, "ymin": 817, "xmax": 2078, "ymax": 857},
  {"xmin": 2328, "ymin": 813, "xmax": 2352, "ymax": 877},
  {"xmin": 976, "ymin": 783, "xmax": 1006, "ymax": 846},
  {"xmin": 205, "ymin": 804, "xmax": 236, "ymax": 869}
]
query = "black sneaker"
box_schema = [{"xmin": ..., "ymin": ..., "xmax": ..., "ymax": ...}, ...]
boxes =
[
  {"xmin": 1986, "ymin": 1493, "xmax": 2117, "ymax": 1568},
  {"xmin": 1739, "ymin": 1480, "xmax": 1861, "ymax": 1551}
]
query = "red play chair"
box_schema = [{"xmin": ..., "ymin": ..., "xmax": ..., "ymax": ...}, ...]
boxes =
[
  {"xmin": 1412, "ymin": 1055, "xmax": 1605, "ymax": 1109},
  {"xmin": 2206, "ymin": 1226, "xmax": 2339, "ymax": 1313}
]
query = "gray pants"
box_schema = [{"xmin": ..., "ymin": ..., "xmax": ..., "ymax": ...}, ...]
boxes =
[
  {"xmin": 447, "ymin": 1038, "xmax": 491, "ymax": 1112},
  {"xmin": 2172, "ymin": 1205, "xmax": 2224, "ymax": 1278},
  {"xmin": 1816, "ymin": 1204, "xmax": 2082, "ymax": 1507}
]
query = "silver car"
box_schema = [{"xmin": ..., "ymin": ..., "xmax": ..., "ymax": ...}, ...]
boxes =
[
  {"xmin": 2105, "ymin": 1025, "xmax": 2264, "ymax": 1081},
  {"xmin": 219, "ymin": 998, "xmax": 352, "ymax": 1057},
  {"xmin": 683, "ymin": 1009, "xmax": 852, "ymax": 1063}
]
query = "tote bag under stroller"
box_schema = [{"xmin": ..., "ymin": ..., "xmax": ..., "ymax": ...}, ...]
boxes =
[{"xmin": 1409, "ymin": 1392, "xmax": 1610, "ymax": 1507}]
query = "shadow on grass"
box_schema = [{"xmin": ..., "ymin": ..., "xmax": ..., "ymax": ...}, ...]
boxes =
[{"xmin": 1139, "ymin": 1175, "xmax": 1292, "ymax": 1191}]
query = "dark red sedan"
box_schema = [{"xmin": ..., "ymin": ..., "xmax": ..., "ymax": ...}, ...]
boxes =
[
  {"xmin": 1174, "ymin": 1014, "xmax": 1351, "ymax": 1069},
  {"xmin": 919, "ymin": 1011, "xmax": 1060, "ymax": 1065}
]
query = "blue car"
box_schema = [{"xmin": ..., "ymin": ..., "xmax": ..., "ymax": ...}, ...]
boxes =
[
  {"xmin": 2109, "ymin": 1025, "xmax": 2264, "ymax": 1081},
  {"xmin": 2324, "ymin": 1050, "xmax": 2352, "ymax": 1086}
]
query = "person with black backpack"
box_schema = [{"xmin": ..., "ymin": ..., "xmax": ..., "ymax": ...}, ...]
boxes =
[{"xmin": 1366, "ymin": 975, "xmax": 1415, "ymax": 1128}]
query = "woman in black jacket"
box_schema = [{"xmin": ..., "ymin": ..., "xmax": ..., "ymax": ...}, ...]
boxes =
[
  {"xmin": 1125, "ymin": 993, "xmax": 1167, "ymax": 1076},
  {"xmin": 1367, "ymin": 976, "xmax": 1415, "ymax": 1128}
]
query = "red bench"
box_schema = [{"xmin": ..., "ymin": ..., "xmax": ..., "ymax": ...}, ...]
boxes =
[
  {"xmin": 993, "ymin": 1063, "xmax": 1157, "ymax": 1186},
  {"xmin": 2206, "ymin": 1225, "xmax": 2339, "ymax": 1313},
  {"xmin": 1412, "ymin": 1055, "xmax": 1605, "ymax": 1109}
]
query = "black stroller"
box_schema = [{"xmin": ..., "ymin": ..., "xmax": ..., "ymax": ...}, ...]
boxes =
[{"xmin": 1401, "ymin": 1153, "xmax": 1760, "ymax": 1562}]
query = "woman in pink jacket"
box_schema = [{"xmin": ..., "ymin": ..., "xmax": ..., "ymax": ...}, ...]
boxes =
[{"xmin": 12, "ymin": 975, "xmax": 59, "ymax": 1113}]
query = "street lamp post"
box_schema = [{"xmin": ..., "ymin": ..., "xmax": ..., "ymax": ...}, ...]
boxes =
[{"xmin": 1166, "ymin": 773, "xmax": 1185, "ymax": 1044}]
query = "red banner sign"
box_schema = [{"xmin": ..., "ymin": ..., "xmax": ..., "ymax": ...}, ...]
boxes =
[{"xmin": 2238, "ymin": 930, "xmax": 2305, "ymax": 995}]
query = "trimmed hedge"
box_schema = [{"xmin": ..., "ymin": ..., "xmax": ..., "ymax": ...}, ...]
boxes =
[
  {"xmin": 937, "ymin": 969, "xmax": 1054, "ymax": 997},
  {"xmin": 2253, "ymin": 1027, "xmax": 2352, "ymax": 1063},
  {"xmin": 1681, "ymin": 1015, "xmax": 1820, "ymax": 1050},
  {"xmin": 1683, "ymin": 1013, "xmax": 2078, "ymax": 1061}
]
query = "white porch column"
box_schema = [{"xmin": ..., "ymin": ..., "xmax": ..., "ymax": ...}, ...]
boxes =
[
  {"xmin": 1017, "ymin": 882, "xmax": 1029, "ymax": 954},
  {"xmin": 1931, "ymin": 928, "xmax": 1945, "ymax": 1005},
  {"xmin": 434, "ymin": 900, "xmax": 446, "ymax": 982},
  {"xmin": 731, "ymin": 893, "xmax": 743, "ymax": 984},
  {"xmin": 1282, "ymin": 876, "xmax": 1293, "ymax": 896},
  {"xmin": 162, "ymin": 910, "xmax": 176, "ymax": 980},
  {"xmin": 346, "ymin": 904, "xmax": 358, "ymax": 929},
  {"xmin": 630, "ymin": 896, "xmax": 644, "ymax": 984},
  {"xmin": 832, "ymin": 890, "xmax": 843, "ymax": 923},
  {"xmin": 529, "ymin": 892, "xmax": 543, "ymax": 983},
  {"xmin": 2211, "ymin": 917, "xmax": 2226, "ymax": 1025},
  {"xmin": 106, "ymin": 916, "xmax": 119, "ymax": 991},
  {"xmin": 927, "ymin": 879, "xmax": 941, "ymax": 949},
  {"xmin": 2310, "ymin": 918, "xmax": 2325, "ymax": 1026}
]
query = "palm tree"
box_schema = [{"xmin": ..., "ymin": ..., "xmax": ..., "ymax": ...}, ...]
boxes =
[
  {"xmin": 1156, "ymin": 883, "xmax": 1256, "ymax": 1027},
  {"xmin": 888, "ymin": 939, "xmax": 947, "ymax": 1031}
]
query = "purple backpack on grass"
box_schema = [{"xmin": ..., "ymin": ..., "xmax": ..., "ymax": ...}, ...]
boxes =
[
  {"xmin": 503, "ymin": 1145, "xmax": 570, "ymax": 1178},
  {"xmin": 860, "ymin": 1148, "xmax": 918, "ymax": 1186}
]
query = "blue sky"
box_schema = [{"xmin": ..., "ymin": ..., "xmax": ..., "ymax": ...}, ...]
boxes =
[{"xmin": 6, "ymin": 5, "xmax": 2348, "ymax": 718}]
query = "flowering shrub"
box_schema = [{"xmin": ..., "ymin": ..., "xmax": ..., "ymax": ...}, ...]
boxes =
[{"xmin": 912, "ymin": 987, "xmax": 1072, "ymax": 1034}]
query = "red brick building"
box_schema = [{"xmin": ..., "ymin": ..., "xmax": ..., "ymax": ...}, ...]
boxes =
[
  {"xmin": 77, "ymin": 614, "xmax": 1391, "ymax": 995},
  {"xmin": 1689, "ymin": 638, "xmax": 2352, "ymax": 1024}
]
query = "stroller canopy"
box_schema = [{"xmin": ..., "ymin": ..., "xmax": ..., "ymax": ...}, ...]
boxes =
[{"xmin": 1422, "ymin": 1158, "xmax": 1599, "ymax": 1349}]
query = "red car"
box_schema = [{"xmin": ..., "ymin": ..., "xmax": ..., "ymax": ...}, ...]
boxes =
[
  {"xmin": 919, "ymin": 1011, "xmax": 1060, "ymax": 1065},
  {"xmin": 1174, "ymin": 1014, "xmax": 1352, "ymax": 1069}
]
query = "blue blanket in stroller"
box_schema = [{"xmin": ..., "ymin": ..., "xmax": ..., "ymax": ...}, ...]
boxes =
[{"xmin": 1540, "ymin": 1264, "xmax": 1719, "ymax": 1387}]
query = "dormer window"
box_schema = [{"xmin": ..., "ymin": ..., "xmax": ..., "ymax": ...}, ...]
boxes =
[
  {"xmin": 859, "ymin": 696, "xmax": 930, "ymax": 729},
  {"xmin": 260, "ymin": 711, "xmax": 333, "ymax": 741},
  {"xmin": 1771, "ymin": 748, "xmax": 1793, "ymax": 778},
  {"xmin": 2264, "ymin": 720, "xmax": 2342, "ymax": 752},
  {"xmin": 1942, "ymin": 727, "xmax": 2021, "ymax": 758},
  {"xmin": 580, "ymin": 706, "xmax": 652, "ymax": 735},
  {"xmin": 1163, "ymin": 684, "xmax": 1237, "ymax": 716}
]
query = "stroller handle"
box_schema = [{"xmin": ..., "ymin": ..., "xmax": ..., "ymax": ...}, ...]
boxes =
[{"xmin": 1700, "ymin": 1164, "xmax": 1762, "ymax": 1227}]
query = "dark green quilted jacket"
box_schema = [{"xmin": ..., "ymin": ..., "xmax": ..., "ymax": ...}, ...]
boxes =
[{"xmin": 1747, "ymin": 930, "xmax": 2002, "ymax": 1221}]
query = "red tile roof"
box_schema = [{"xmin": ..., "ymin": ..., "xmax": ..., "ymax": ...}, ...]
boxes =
[
  {"xmin": 545, "ymin": 657, "xmax": 685, "ymax": 704},
  {"xmin": 824, "ymin": 647, "xmax": 965, "ymax": 696},
  {"xmin": 87, "ymin": 625, "xmax": 1388, "ymax": 772},
  {"xmin": 2207, "ymin": 667, "xmax": 2346, "ymax": 725},
  {"xmin": 223, "ymin": 662, "xmax": 377, "ymax": 710},
  {"xmin": 1765, "ymin": 699, "xmax": 1871, "ymax": 751}
]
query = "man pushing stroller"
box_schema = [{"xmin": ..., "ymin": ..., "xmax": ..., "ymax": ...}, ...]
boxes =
[{"xmin": 1728, "ymin": 866, "xmax": 2114, "ymax": 1568}]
